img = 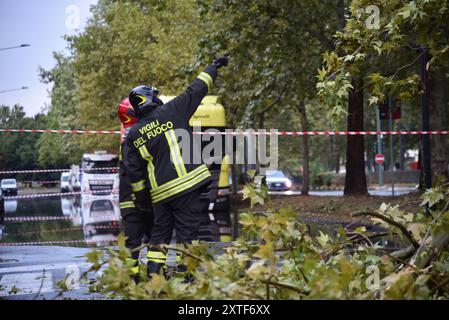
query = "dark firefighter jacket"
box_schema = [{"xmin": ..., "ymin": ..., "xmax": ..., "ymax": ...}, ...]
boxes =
[
  {"xmin": 119, "ymin": 139, "xmax": 139, "ymax": 214},
  {"xmin": 123, "ymin": 65, "xmax": 217, "ymax": 205}
]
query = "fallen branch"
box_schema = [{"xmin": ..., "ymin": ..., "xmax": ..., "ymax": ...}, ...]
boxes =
[
  {"xmin": 160, "ymin": 244, "xmax": 204, "ymax": 263},
  {"xmin": 351, "ymin": 210, "xmax": 419, "ymax": 249},
  {"xmin": 260, "ymin": 279, "xmax": 308, "ymax": 295}
]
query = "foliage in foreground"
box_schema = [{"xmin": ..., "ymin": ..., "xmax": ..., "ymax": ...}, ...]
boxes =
[{"xmin": 81, "ymin": 181, "xmax": 449, "ymax": 300}]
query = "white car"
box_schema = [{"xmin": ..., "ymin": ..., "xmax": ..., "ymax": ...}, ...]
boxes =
[
  {"xmin": 68, "ymin": 165, "xmax": 81, "ymax": 192},
  {"xmin": 265, "ymin": 170, "xmax": 292, "ymax": 191},
  {"xmin": 1, "ymin": 178, "xmax": 18, "ymax": 196},
  {"xmin": 60, "ymin": 172, "xmax": 70, "ymax": 193}
]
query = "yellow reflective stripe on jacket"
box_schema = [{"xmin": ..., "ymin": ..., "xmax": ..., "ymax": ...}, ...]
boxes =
[
  {"xmin": 138, "ymin": 145, "xmax": 158, "ymax": 188},
  {"xmin": 197, "ymin": 72, "xmax": 213, "ymax": 91},
  {"xmin": 165, "ymin": 129, "xmax": 187, "ymax": 177},
  {"xmin": 150, "ymin": 164, "xmax": 209, "ymax": 198},
  {"xmin": 119, "ymin": 201, "xmax": 135, "ymax": 209},
  {"xmin": 152, "ymin": 170, "xmax": 211, "ymax": 203},
  {"xmin": 131, "ymin": 179, "xmax": 146, "ymax": 192}
]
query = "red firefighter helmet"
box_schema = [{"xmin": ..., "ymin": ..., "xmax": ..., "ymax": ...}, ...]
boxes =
[{"xmin": 117, "ymin": 98, "xmax": 137, "ymax": 129}]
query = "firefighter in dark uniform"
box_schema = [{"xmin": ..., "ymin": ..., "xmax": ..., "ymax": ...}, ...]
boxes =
[
  {"xmin": 117, "ymin": 98, "xmax": 154, "ymax": 282},
  {"xmin": 123, "ymin": 54, "xmax": 229, "ymax": 277}
]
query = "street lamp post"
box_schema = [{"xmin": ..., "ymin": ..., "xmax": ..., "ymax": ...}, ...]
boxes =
[
  {"xmin": 0, "ymin": 44, "xmax": 31, "ymax": 51},
  {"xmin": 0, "ymin": 86, "xmax": 29, "ymax": 94}
]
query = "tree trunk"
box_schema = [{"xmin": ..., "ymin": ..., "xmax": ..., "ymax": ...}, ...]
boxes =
[
  {"xmin": 344, "ymin": 78, "xmax": 368, "ymax": 195},
  {"xmin": 429, "ymin": 66, "xmax": 448, "ymax": 182},
  {"xmin": 335, "ymin": 150, "xmax": 340, "ymax": 173},
  {"xmin": 231, "ymin": 164, "xmax": 238, "ymax": 195},
  {"xmin": 297, "ymin": 100, "xmax": 310, "ymax": 195},
  {"xmin": 255, "ymin": 112, "xmax": 265, "ymax": 172},
  {"xmin": 257, "ymin": 111, "xmax": 265, "ymax": 130},
  {"xmin": 329, "ymin": 136, "xmax": 334, "ymax": 171}
]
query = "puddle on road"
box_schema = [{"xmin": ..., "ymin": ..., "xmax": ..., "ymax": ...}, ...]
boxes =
[
  {"xmin": 2, "ymin": 196, "xmax": 406, "ymax": 250},
  {"xmin": 0, "ymin": 195, "xmax": 121, "ymax": 247}
]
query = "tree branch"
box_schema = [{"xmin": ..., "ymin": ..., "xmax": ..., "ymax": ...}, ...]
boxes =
[
  {"xmin": 351, "ymin": 210, "xmax": 420, "ymax": 249},
  {"xmin": 260, "ymin": 279, "xmax": 308, "ymax": 295},
  {"xmin": 259, "ymin": 84, "xmax": 287, "ymax": 115}
]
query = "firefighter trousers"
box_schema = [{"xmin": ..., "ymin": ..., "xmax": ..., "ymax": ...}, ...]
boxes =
[
  {"xmin": 149, "ymin": 188, "xmax": 206, "ymax": 246},
  {"xmin": 122, "ymin": 209, "xmax": 153, "ymax": 260}
]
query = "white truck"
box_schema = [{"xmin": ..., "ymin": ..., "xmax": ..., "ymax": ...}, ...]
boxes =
[{"xmin": 80, "ymin": 151, "xmax": 119, "ymax": 196}]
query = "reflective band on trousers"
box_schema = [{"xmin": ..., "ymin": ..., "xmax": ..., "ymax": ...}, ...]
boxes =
[
  {"xmin": 147, "ymin": 251, "xmax": 166, "ymax": 263},
  {"xmin": 197, "ymin": 72, "xmax": 213, "ymax": 91},
  {"xmin": 131, "ymin": 179, "xmax": 146, "ymax": 192},
  {"xmin": 165, "ymin": 129, "xmax": 187, "ymax": 177},
  {"xmin": 126, "ymin": 258, "xmax": 139, "ymax": 274},
  {"xmin": 138, "ymin": 145, "xmax": 158, "ymax": 189},
  {"xmin": 119, "ymin": 201, "xmax": 135, "ymax": 209}
]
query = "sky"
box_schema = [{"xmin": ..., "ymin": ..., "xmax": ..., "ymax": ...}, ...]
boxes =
[{"xmin": 0, "ymin": 0, "xmax": 98, "ymax": 116}]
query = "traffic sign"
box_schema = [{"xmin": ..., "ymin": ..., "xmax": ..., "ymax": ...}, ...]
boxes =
[
  {"xmin": 378, "ymin": 98, "xmax": 401, "ymax": 120},
  {"xmin": 375, "ymin": 154, "xmax": 385, "ymax": 165}
]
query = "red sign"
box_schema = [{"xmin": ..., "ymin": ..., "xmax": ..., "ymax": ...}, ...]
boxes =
[
  {"xmin": 378, "ymin": 98, "xmax": 402, "ymax": 120},
  {"xmin": 375, "ymin": 154, "xmax": 385, "ymax": 165}
]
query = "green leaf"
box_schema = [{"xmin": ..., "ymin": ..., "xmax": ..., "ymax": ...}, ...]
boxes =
[
  {"xmin": 420, "ymin": 188, "xmax": 445, "ymax": 207},
  {"xmin": 431, "ymin": 224, "xmax": 449, "ymax": 249}
]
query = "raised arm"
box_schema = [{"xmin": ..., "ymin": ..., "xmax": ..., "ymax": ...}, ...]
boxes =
[{"xmin": 162, "ymin": 54, "xmax": 229, "ymax": 121}]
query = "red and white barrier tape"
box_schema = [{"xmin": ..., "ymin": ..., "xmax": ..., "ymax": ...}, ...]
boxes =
[
  {"xmin": 5, "ymin": 216, "xmax": 73, "ymax": 222},
  {"xmin": 0, "ymin": 167, "xmax": 118, "ymax": 174},
  {"xmin": 0, "ymin": 129, "xmax": 121, "ymax": 135},
  {"xmin": 16, "ymin": 225, "xmax": 121, "ymax": 236},
  {"xmin": 195, "ymin": 130, "xmax": 449, "ymax": 136},
  {"xmin": 1, "ymin": 128, "xmax": 449, "ymax": 136},
  {"xmin": 3, "ymin": 190, "xmax": 118, "ymax": 200},
  {"xmin": 0, "ymin": 238, "xmax": 118, "ymax": 246},
  {"xmin": 5, "ymin": 215, "xmax": 120, "ymax": 223}
]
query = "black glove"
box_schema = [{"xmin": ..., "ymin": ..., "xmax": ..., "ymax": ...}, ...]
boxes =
[
  {"xmin": 134, "ymin": 198, "xmax": 152, "ymax": 215},
  {"xmin": 213, "ymin": 53, "xmax": 230, "ymax": 69}
]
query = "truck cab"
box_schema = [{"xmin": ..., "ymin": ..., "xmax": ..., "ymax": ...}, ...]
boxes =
[{"xmin": 81, "ymin": 151, "xmax": 119, "ymax": 197}]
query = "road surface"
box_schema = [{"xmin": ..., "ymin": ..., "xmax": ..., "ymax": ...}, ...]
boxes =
[{"xmin": 0, "ymin": 246, "xmax": 100, "ymax": 299}]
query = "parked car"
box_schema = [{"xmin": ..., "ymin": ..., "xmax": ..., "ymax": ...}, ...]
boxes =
[
  {"xmin": 60, "ymin": 172, "xmax": 70, "ymax": 193},
  {"xmin": 0, "ymin": 178, "xmax": 18, "ymax": 196},
  {"xmin": 265, "ymin": 170, "xmax": 292, "ymax": 191}
]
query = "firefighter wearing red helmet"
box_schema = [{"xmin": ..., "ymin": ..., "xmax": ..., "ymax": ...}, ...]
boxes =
[
  {"xmin": 123, "ymin": 54, "xmax": 229, "ymax": 279},
  {"xmin": 117, "ymin": 98, "xmax": 153, "ymax": 282}
]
